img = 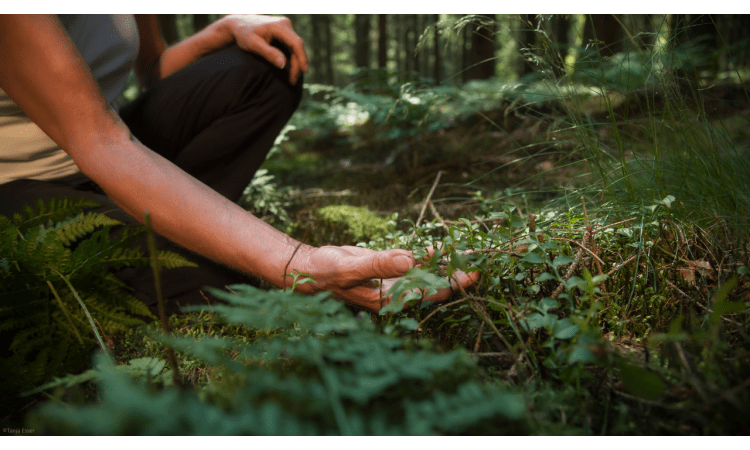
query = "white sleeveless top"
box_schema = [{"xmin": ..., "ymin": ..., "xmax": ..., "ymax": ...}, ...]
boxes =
[{"xmin": 0, "ymin": 14, "xmax": 140, "ymax": 184}]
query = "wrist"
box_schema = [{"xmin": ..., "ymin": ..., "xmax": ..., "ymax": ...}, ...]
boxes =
[{"xmin": 274, "ymin": 242, "xmax": 317, "ymax": 291}]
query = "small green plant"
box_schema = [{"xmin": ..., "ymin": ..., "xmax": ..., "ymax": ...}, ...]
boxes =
[
  {"xmin": 27, "ymin": 285, "xmax": 527, "ymax": 435},
  {"xmin": 0, "ymin": 197, "xmax": 195, "ymax": 401},
  {"xmin": 238, "ymin": 169, "xmax": 292, "ymax": 229}
]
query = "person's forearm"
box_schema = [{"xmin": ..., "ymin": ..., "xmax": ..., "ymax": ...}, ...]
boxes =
[
  {"xmin": 74, "ymin": 132, "xmax": 310, "ymax": 288},
  {"xmin": 155, "ymin": 17, "xmax": 235, "ymax": 81}
]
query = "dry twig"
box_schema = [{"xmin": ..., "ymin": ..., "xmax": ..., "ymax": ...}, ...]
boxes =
[{"xmin": 414, "ymin": 170, "xmax": 444, "ymax": 232}]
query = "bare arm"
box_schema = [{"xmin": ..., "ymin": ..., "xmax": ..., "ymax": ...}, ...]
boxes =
[
  {"xmin": 0, "ymin": 15, "xmax": 308, "ymax": 287},
  {"xmin": 0, "ymin": 15, "xmax": 475, "ymax": 313},
  {"xmin": 133, "ymin": 14, "xmax": 309, "ymax": 88}
]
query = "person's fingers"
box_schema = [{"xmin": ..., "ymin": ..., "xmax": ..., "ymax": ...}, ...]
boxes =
[
  {"xmin": 275, "ymin": 23, "xmax": 308, "ymax": 73},
  {"xmin": 243, "ymin": 33, "xmax": 287, "ymax": 69},
  {"xmin": 288, "ymin": 55, "xmax": 300, "ymax": 84},
  {"xmin": 334, "ymin": 284, "xmax": 384, "ymax": 312},
  {"xmin": 339, "ymin": 245, "xmax": 375, "ymax": 256},
  {"xmin": 351, "ymin": 249, "xmax": 416, "ymax": 281},
  {"xmin": 267, "ymin": 20, "xmax": 307, "ymax": 84}
]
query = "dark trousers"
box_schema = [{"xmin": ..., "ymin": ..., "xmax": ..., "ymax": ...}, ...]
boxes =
[{"xmin": 0, "ymin": 45, "xmax": 303, "ymax": 315}]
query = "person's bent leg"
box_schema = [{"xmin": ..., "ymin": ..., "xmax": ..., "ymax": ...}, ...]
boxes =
[
  {"xmin": 120, "ymin": 43, "xmax": 303, "ymax": 201},
  {"xmin": 112, "ymin": 43, "xmax": 303, "ymax": 312}
]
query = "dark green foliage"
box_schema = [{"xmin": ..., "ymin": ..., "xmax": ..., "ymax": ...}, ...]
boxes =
[
  {"xmin": 0, "ymin": 197, "xmax": 195, "ymax": 397},
  {"xmin": 28, "ymin": 285, "xmax": 526, "ymax": 435}
]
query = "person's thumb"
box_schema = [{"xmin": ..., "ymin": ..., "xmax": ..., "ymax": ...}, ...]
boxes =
[{"xmin": 362, "ymin": 249, "xmax": 415, "ymax": 280}]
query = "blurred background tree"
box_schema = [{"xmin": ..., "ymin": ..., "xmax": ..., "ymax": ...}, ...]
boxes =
[{"xmin": 153, "ymin": 14, "xmax": 750, "ymax": 87}]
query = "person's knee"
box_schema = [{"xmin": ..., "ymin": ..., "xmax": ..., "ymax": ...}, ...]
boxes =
[{"xmin": 235, "ymin": 44, "xmax": 302, "ymax": 119}]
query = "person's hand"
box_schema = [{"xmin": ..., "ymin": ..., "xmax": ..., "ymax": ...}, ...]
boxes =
[
  {"xmin": 292, "ymin": 245, "xmax": 480, "ymax": 313},
  {"xmin": 223, "ymin": 14, "xmax": 309, "ymax": 85}
]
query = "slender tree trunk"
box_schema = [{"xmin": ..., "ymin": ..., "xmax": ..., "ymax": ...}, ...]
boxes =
[
  {"xmin": 378, "ymin": 14, "xmax": 388, "ymax": 69},
  {"xmin": 404, "ymin": 15, "xmax": 413, "ymax": 75},
  {"xmin": 311, "ymin": 15, "xmax": 321, "ymax": 83},
  {"xmin": 193, "ymin": 14, "xmax": 210, "ymax": 33},
  {"xmin": 433, "ymin": 14, "xmax": 441, "ymax": 84},
  {"xmin": 462, "ymin": 17, "xmax": 471, "ymax": 83},
  {"xmin": 323, "ymin": 15, "xmax": 334, "ymax": 85},
  {"xmin": 518, "ymin": 14, "xmax": 537, "ymax": 78},
  {"xmin": 395, "ymin": 15, "xmax": 404, "ymax": 73},
  {"xmin": 355, "ymin": 14, "xmax": 371, "ymax": 69},
  {"xmin": 157, "ymin": 14, "xmax": 180, "ymax": 45},
  {"xmin": 582, "ymin": 14, "xmax": 620, "ymax": 58},
  {"xmin": 417, "ymin": 15, "xmax": 427, "ymax": 78},
  {"xmin": 543, "ymin": 15, "xmax": 570, "ymax": 78},
  {"xmin": 406, "ymin": 14, "xmax": 419, "ymax": 78},
  {"xmin": 311, "ymin": 15, "xmax": 334, "ymax": 84},
  {"xmin": 469, "ymin": 14, "xmax": 496, "ymax": 80}
]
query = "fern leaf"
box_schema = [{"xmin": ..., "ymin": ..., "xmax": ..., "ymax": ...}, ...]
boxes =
[
  {"xmin": 155, "ymin": 250, "xmax": 198, "ymax": 269},
  {"xmin": 14, "ymin": 196, "xmax": 102, "ymax": 232},
  {"xmin": 52, "ymin": 212, "xmax": 121, "ymax": 246}
]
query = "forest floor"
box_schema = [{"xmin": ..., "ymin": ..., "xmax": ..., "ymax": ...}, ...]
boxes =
[
  {"xmin": 269, "ymin": 79, "xmax": 750, "ymax": 240},
  {"xmin": 3, "ymin": 77, "xmax": 750, "ymax": 435}
]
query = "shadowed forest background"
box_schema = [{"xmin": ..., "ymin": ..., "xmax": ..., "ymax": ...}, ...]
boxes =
[{"xmin": 2, "ymin": 14, "xmax": 750, "ymax": 435}]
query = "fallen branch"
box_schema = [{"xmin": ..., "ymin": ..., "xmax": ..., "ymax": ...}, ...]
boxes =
[
  {"xmin": 608, "ymin": 254, "xmax": 639, "ymax": 276},
  {"xmin": 474, "ymin": 352, "xmax": 513, "ymax": 358},
  {"xmin": 551, "ymin": 237, "xmax": 606, "ymax": 267}
]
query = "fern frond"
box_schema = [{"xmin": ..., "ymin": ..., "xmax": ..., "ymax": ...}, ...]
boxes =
[
  {"xmin": 52, "ymin": 212, "xmax": 121, "ymax": 246},
  {"xmin": 14, "ymin": 197, "xmax": 102, "ymax": 232},
  {"xmin": 0, "ymin": 313, "xmax": 40, "ymax": 332},
  {"xmin": 155, "ymin": 250, "xmax": 198, "ymax": 269},
  {"xmin": 23, "ymin": 368, "xmax": 102, "ymax": 396}
]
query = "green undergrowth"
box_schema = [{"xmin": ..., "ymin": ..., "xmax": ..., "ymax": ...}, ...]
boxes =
[
  {"xmin": 6, "ymin": 17, "xmax": 750, "ymax": 435},
  {"xmin": 13, "ymin": 190, "xmax": 750, "ymax": 435},
  {"xmin": 26, "ymin": 286, "xmax": 527, "ymax": 435},
  {"xmin": 0, "ymin": 197, "xmax": 195, "ymax": 421}
]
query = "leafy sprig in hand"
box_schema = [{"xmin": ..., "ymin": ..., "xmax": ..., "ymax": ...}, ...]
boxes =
[{"xmin": 291, "ymin": 245, "xmax": 479, "ymax": 313}]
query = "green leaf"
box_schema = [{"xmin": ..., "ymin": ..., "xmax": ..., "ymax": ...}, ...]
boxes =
[
  {"xmin": 535, "ymin": 272, "xmax": 557, "ymax": 282},
  {"xmin": 552, "ymin": 318, "xmax": 579, "ymax": 340},
  {"xmin": 619, "ymin": 363, "xmax": 664, "ymax": 401},
  {"xmin": 537, "ymin": 298, "xmax": 559, "ymax": 313},
  {"xmin": 552, "ymin": 255, "xmax": 576, "ymax": 269},
  {"xmin": 397, "ymin": 318, "xmax": 419, "ymax": 331},
  {"xmin": 521, "ymin": 252, "xmax": 546, "ymax": 265},
  {"xmin": 710, "ymin": 276, "xmax": 744, "ymax": 324},
  {"xmin": 522, "ymin": 313, "xmax": 548, "ymax": 331},
  {"xmin": 658, "ymin": 195, "xmax": 676, "ymax": 208},
  {"xmin": 591, "ymin": 274, "xmax": 609, "ymax": 285},
  {"xmin": 567, "ymin": 347, "xmax": 597, "ymax": 364},
  {"xmin": 565, "ymin": 276, "xmax": 586, "ymax": 291}
]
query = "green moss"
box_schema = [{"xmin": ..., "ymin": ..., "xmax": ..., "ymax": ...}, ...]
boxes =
[{"xmin": 315, "ymin": 205, "xmax": 392, "ymax": 244}]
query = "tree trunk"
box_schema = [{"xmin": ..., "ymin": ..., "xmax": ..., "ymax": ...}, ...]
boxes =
[
  {"xmin": 582, "ymin": 14, "xmax": 620, "ymax": 58},
  {"xmin": 157, "ymin": 14, "xmax": 180, "ymax": 45},
  {"xmin": 518, "ymin": 14, "xmax": 537, "ymax": 78},
  {"xmin": 378, "ymin": 14, "xmax": 387, "ymax": 69},
  {"xmin": 311, "ymin": 15, "xmax": 334, "ymax": 84},
  {"xmin": 405, "ymin": 14, "xmax": 419, "ymax": 78},
  {"xmin": 193, "ymin": 14, "xmax": 211, "ymax": 33},
  {"xmin": 395, "ymin": 15, "xmax": 404, "ymax": 73},
  {"xmin": 469, "ymin": 14, "xmax": 496, "ymax": 80},
  {"xmin": 323, "ymin": 15, "xmax": 334, "ymax": 85},
  {"xmin": 355, "ymin": 14, "xmax": 371, "ymax": 69},
  {"xmin": 311, "ymin": 15, "xmax": 321, "ymax": 83},
  {"xmin": 544, "ymin": 15, "xmax": 570, "ymax": 78},
  {"xmin": 462, "ymin": 17, "xmax": 471, "ymax": 83},
  {"xmin": 433, "ymin": 14, "xmax": 441, "ymax": 84}
]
